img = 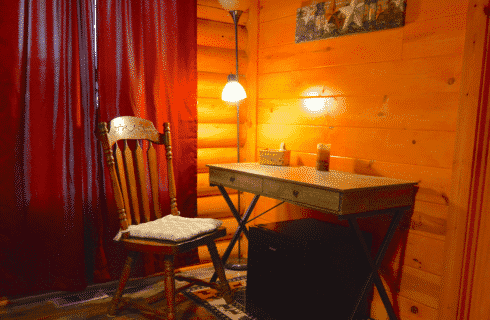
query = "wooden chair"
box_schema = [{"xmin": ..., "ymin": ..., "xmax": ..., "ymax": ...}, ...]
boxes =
[{"xmin": 97, "ymin": 116, "xmax": 233, "ymax": 319}]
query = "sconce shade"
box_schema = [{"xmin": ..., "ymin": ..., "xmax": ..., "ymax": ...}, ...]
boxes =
[
  {"xmin": 218, "ymin": 0, "xmax": 250, "ymax": 11},
  {"xmin": 222, "ymin": 74, "xmax": 247, "ymax": 103}
]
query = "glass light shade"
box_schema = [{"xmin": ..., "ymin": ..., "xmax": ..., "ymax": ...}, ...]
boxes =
[
  {"xmin": 222, "ymin": 74, "xmax": 247, "ymax": 103},
  {"xmin": 218, "ymin": 0, "xmax": 250, "ymax": 11}
]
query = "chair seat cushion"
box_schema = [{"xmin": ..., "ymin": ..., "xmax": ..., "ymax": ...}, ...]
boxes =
[{"xmin": 114, "ymin": 215, "xmax": 223, "ymax": 242}]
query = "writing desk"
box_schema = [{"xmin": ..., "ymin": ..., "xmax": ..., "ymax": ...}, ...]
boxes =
[{"xmin": 207, "ymin": 162, "xmax": 417, "ymax": 320}]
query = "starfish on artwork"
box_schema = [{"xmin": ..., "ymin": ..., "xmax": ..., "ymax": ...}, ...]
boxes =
[
  {"xmin": 338, "ymin": 0, "xmax": 365, "ymax": 31},
  {"xmin": 323, "ymin": 22, "xmax": 337, "ymax": 34},
  {"xmin": 301, "ymin": 5, "xmax": 316, "ymax": 25},
  {"xmin": 391, "ymin": 0, "xmax": 405, "ymax": 11}
]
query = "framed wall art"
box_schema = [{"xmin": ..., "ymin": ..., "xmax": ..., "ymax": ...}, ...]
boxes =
[{"xmin": 295, "ymin": 0, "xmax": 407, "ymax": 43}]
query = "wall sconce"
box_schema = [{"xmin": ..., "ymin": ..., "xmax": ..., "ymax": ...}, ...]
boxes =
[{"xmin": 303, "ymin": 92, "xmax": 328, "ymax": 114}]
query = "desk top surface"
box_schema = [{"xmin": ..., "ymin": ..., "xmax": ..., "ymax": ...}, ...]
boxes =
[{"xmin": 207, "ymin": 162, "xmax": 417, "ymax": 192}]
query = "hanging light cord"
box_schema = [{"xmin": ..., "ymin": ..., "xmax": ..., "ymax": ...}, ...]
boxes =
[{"xmin": 231, "ymin": 10, "xmax": 241, "ymax": 81}]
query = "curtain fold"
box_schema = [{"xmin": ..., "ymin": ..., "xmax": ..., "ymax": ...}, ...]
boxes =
[
  {"xmin": 0, "ymin": 0, "xmax": 98, "ymax": 296},
  {"xmin": 0, "ymin": 0, "xmax": 197, "ymax": 297},
  {"xmin": 96, "ymin": 0, "xmax": 198, "ymax": 281}
]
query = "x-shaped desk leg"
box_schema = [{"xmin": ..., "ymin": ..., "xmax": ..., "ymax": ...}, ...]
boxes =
[
  {"xmin": 210, "ymin": 185, "xmax": 260, "ymax": 283},
  {"xmin": 339, "ymin": 207, "xmax": 409, "ymax": 320}
]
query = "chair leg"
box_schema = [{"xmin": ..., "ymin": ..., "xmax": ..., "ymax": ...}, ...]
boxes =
[
  {"xmin": 108, "ymin": 252, "xmax": 139, "ymax": 316},
  {"xmin": 164, "ymin": 255, "xmax": 176, "ymax": 320},
  {"xmin": 207, "ymin": 242, "xmax": 234, "ymax": 304}
]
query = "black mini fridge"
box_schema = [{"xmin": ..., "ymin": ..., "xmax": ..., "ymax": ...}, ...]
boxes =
[{"xmin": 246, "ymin": 218, "xmax": 373, "ymax": 320}]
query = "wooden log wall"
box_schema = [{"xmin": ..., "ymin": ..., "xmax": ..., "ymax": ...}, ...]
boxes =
[
  {"xmin": 249, "ymin": 0, "xmax": 468, "ymax": 319},
  {"xmin": 196, "ymin": 0, "xmax": 250, "ymax": 262}
]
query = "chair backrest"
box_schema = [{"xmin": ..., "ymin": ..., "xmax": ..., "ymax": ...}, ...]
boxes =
[{"xmin": 97, "ymin": 116, "xmax": 179, "ymax": 231}]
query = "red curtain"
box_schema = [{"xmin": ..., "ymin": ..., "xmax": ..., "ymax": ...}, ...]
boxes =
[
  {"xmin": 95, "ymin": 0, "xmax": 198, "ymax": 282},
  {"xmin": 0, "ymin": 0, "xmax": 197, "ymax": 298},
  {"xmin": 0, "ymin": 0, "xmax": 98, "ymax": 297}
]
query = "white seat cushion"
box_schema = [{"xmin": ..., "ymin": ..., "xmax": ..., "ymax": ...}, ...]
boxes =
[{"xmin": 114, "ymin": 215, "xmax": 223, "ymax": 242}]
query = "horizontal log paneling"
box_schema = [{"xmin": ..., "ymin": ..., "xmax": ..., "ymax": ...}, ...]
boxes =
[
  {"xmin": 198, "ymin": 71, "xmax": 248, "ymax": 98},
  {"xmin": 404, "ymin": 0, "xmax": 468, "ymax": 24},
  {"xmin": 198, "ymin": 147, "xmax": 241, "ymax": 173},
  {"xmin": 259, "ymin": 15, "xmax": 295, "ymax": 48},
  {"xmin": 197, "ymin": 18, "xmax": 248, "ymax": 50},
  {"xmin": 258, "ymin": 93, "xmax": 459, "ymax": 131},
  {"xmin": 259, "ymin": 55, "xmax": 461, "ymax": 97},
  {"xmin": 198, "ymin": 238, "xmax": 247, "ymax": 263},
  {"xmin": 197, "ymin": 194, "xmax": 243, "ymax": 219},
  {"xmin": 198, "ymin": 172, "xmax": 238, "ymax": 197},
  {"xmin": 258, "ymin": 124, "xmax": 455, "ymax": 168},
  {"xmin": 411, "ymin": 201, "xmax": 447, "ymax": 236},
  {"xmin": 403, "ymin": 231, "xmax": 445, "ymax": 275},
  {"xmin": 216, "ymin": 217, "xmax": 240, "ymax": 241},
  {"xmin": 259, "ymin": 0, "xmax": 301, "ymax": 23},
  {"xmin": 197, "ymin": 2, "xmax": 249, "ymax": 26},
  {"xmin": 259, "ymin": 28, "xmax": 403, "ymax": 73},
  {"xmin": 399, "ymin": 265, "xmax": 442, "ymax": 310},
  {"xmin": 198, "ymin": 123, "xmax": 246, "ymax": 148},
  {"xmin": 324, "ymin": 156, "xmax": 452, "ymax": 206},
  {"xmin": 198, "ymin": 45, "xmax": 248, "ymax": 74},
  {"xmin": 390, "ymin": 230, "xmax": 446, "ymax": 276},
  {"xmin": 402, "ymin": 14, "xmax": 466, "ymax": 60},
  {"xmin": 198, "ymin": 98, "xmax": 246, "ymax": 124}
]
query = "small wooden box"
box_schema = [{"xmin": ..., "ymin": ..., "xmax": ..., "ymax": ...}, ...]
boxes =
[{"xmin": 259, "ymin": 148, "xmax": 291, "ymax": 166}]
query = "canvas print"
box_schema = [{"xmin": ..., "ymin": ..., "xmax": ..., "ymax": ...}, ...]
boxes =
[{"xmin": 295, "ymin": 0, "xmax": 407, "ymax": 43}]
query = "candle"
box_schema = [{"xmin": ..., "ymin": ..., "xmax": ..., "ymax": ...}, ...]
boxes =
[{"xmin": 316, "ymin": 143, "xmax": 331, "ymax": 171}]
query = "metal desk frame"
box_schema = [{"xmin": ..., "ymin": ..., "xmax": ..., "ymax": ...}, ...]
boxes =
[{"xmin": 208, "ymin": 164, "xmax": 416, "ymax": 320}]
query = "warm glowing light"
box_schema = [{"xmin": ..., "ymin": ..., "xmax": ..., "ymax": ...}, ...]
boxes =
[
  {"xmin": 300, "ymin": 86, "xmax": 338, "ymax": 115},
  {"xmin": 222, "ymin": 74, "xmax": 247, "ymax": 103},
  {"xmin": 303, "ymin": 92, "xmax": 328, "ymax": 114}
]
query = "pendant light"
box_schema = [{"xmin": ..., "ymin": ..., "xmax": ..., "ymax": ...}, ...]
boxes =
[{"xmin": 220, "ymin": 9, "xmax": 247, "ymax": 103}]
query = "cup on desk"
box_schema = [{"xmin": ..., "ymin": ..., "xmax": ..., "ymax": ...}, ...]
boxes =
[{"xmin": 316, "ymin": 143, "xmax": 331, "ymax": 171}]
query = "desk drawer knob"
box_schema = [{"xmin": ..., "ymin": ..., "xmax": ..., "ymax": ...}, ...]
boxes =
[
  {"xmin": 229, "ymin": 177, "xmax": 235, "ymax": 182},
  {"xmin": 293, "ymin": 190, "xmax": 299, "ymax": 198}
]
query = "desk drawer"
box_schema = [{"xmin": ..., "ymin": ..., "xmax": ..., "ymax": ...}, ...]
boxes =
[
  {"xmin": 209, "ymin": 168, "xmax": 237, "ymax": 187},
  {"xmin": 209, "ymin": 169, "xmax": 263, "ymax": 193},
  {"xmin": 263, "ymin": 179, "xmax": 340, "ymax": 212},
  {"xmin": 236, "ymin": 174, "xmax": 263, "ymax": 193}
]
